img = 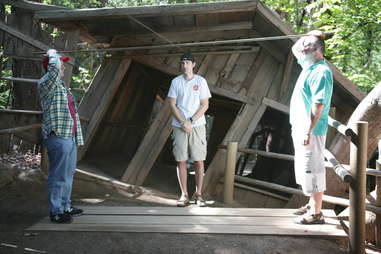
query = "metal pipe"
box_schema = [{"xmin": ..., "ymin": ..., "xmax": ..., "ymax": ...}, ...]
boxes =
[{"xmin": 33, "ymin": 34, "xmax": 312, "ymax": 55}]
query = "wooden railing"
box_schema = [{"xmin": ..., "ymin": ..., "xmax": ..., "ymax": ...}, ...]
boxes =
[{"xmin": 221, "ymin": 119, "xmax": 381, "ymax": 254}]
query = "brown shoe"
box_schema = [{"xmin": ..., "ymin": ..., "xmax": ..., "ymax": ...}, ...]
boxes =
[
  {"xmin": 176, "ymin": 195, "xmax": 189, "ymax": 207},
  {"xmin": 192, "ymin": 193, "xmax": 207, "ymax": 207},
  {"xmin": 299, "ymin": 212, "xmax": 325, "ymax": 225},
  {"xmin": 293, "ymin": 204, "xmax": 311, "ymax": 215}
]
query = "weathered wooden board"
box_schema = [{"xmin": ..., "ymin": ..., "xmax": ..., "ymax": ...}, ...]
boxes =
[
  {"xmin": 78, "ymin": 59, "xmax": 132, "ymax": 160},
  {"xmin": 121, "ymin": 102, "xmax": 173, "ymax": 185},
  {"xmin": 27, "ymin": 206, "xmax": 346, "ymax": 238}
]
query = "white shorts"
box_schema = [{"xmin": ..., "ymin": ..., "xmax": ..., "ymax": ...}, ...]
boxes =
[{"xmin": 292, "ymin": 134, "xmax": 326, "ymax": 194}]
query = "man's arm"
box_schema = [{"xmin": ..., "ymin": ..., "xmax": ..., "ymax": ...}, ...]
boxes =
[
  {"xmin": 303, "ymin": 103, "xmax": 324, "ymax": 145},
  {"xmin": 190, "ymin": 98, "xmax": 209, "ymax": 123},
  {"xmin": 168, "ymin": 97, "xmax": 192, "ymax": 133},
  {"xmin": 38, "ymin": 49, "xmax": 61, "ymax": 94}
]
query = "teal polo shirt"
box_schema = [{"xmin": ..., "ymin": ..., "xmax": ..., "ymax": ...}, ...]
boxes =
[{"xmin": 289, "ymin": 60, "xmax": 333, "ymax": 136}]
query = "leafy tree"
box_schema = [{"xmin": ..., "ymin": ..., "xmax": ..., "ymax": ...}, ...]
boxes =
[{"xmin": 261, "ymin": 0, "xmax": 381, "ymax": 92}]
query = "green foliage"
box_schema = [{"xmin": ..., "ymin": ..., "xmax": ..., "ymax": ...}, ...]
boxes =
[
  {"xmin": 262, "ymin": 0, "xmax": 381, "ymax": 93},
  {"xmin": 0, "ymin": 49, "xmax": 12, "ymax": 109}
]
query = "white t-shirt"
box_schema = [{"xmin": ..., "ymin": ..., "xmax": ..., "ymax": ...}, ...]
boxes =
[{"xmin": 167, "ymin": 74, "xmax": 211, "ymax": 128}]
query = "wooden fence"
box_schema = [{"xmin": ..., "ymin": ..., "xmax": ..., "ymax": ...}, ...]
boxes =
[{"xmin": 222, "ymin": 119, "xmax": 381, "ymax": 254}]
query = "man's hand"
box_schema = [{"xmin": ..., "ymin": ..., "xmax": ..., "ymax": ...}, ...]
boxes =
[
  {"xmin": 303, "ymin": 133, "xmax": 311, "ymax": 146},
  {"xmin": 307, "ymin": 30, "xmax": 325, "ymax": 39},
  {"xmin": 182, "ymin": 120, "xmax": 192, "ymax": 133},
  {"xmin": 46, "ymin": 49, "xmax": 58, "ymax": 57}
]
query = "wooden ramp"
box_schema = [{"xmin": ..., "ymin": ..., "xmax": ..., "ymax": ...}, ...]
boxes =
[{"xmin": 27, "ymin": 206, "xmax": 346, "ymax": 238}]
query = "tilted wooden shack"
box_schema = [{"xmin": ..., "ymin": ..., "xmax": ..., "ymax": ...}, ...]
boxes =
[{"xmin": 2, "ymin": 0, "xmax": 365, "ymax": 206}]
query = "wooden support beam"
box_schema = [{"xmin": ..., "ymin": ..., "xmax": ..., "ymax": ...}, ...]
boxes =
[
  {"xmin": 279, "ymin": 51, "xmax": 295, "ymax": 104},
  {"xmin": 234, "ymin": 175, "xmax": 381, "ymax": 215},
  {"xmin": 0, "ymin": 124, "xmax": 41, "ymax": 135},
  {"xmin": 0, "ymin": 76, "xmax": 38, "ymax": 83},
  {"xmin": 203, "ymin": 53, "xmax": 279, "ymax": 196},
  {"xmin": 262, "ymin": 97, "xmax": 289, "ymax": 114},
  {"xmin": 0, "ymin": 21, "xmax": 49, "ymax": 50},
  {"xmin": 121, "ymin": 102, "xmax": 173, "ymax": 185},
  {"xmin": 233, "ymin": 182, "xmax": 290, "ymax": 201},
  {"xmin": 0, "ymin": 108, "xmax": 90, "ymax": 122},
  {"xmin": 75, "ymin": 168, "xmax": 138, "ymax": 193},
  {"xmin": 1, "ymin": 0, "xmax": 67, "ymax": 11},
  {"xmin": 0, "ymin": 109, "xmax": 42, "ymax": 114},
  {"xmin": 35, "ymin": 1, "xmax": 258, "ymax": 20},
  {"xmin": 77, "ymin": 59, "xmax": 132, "ymax": 160},
  {"xmin": 113, "ymin": 21, "xmax": 253, "ymax": 40},
  {"xmin": 0, "ymin": 21, "xmax": 74, "ymax": 65},
  {"xmin": 376, "ymin": 159, "xmax": 381, "ymax": 247}
]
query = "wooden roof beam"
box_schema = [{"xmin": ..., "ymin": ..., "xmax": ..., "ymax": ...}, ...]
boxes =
[
  {"xmin": 34, "ymin": 1, "xmax": 258, "ymax": 21},
  {"xmin": 0, "ymin": 0, "xmax": 67, "ymax": 11},
  {"xmin": 111, "ymin": 21, "xmax": 253, "ymax": 38}
]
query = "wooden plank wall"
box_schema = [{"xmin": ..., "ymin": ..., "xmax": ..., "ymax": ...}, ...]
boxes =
[
  {"xmin": 77, "ymin": 58, "xmax": 132, "ymax": 160},
  {"xmin": 122, "ymin": 46, "xmax": 286, "ymax": 188},
  {"xmin": 86, "ymin": 63, "xmax": 169, "ymax": 158}
]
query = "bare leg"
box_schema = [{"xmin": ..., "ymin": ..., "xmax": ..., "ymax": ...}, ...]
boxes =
[
  {"xmin": 176, "ymin": 161, "xmax": 188, "ymax": 197},
  {"xmin": 194, "ymin": 161, "xmax": 204, "ymax": 195},
  {"xmin": 309, "ymin": 191, "xmax": 323, "ymax": 214}
]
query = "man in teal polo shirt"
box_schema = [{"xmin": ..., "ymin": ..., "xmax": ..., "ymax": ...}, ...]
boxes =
[{"xmin": 289, "ymin": 30, "xmax": 333, "ymax": 224}]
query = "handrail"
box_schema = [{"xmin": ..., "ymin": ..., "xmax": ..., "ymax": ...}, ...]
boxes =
[
  {"xmin": 0, "ymin": 124, "xmax": 41, "ymax": 135},
  {"xmin": 234, "ymin": 175, "xmax": 381, "ymax": 214},
  {"xmin": 219, "ymin": 145, "xmax": 353, "ymax": 183},
  {"xmin": 328, "ymin": 116, "xmax": 359, "ymax": 146},
  {"xmin": 324, "ymin": 149, "xmax": 353, "ymax": 184}
]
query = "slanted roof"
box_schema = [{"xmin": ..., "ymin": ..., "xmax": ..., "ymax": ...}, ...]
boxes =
[{"xmin": 31, "ymin": 0, "xmax": 364, "ymax": 103}]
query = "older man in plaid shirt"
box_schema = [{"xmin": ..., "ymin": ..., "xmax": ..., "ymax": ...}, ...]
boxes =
[{"xmin": 38, "ymin": 49, "xmax": 84, "ymax": 223}]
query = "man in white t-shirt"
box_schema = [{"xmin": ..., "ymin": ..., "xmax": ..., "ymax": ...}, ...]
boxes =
[{"xmin": 167, "ymin": 52, "xmax": 212, "ymax": 207}]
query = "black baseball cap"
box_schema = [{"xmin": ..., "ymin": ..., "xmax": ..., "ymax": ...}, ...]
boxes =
[{"xmin": 180, "ymin": 52, "xmax": 194, "ymax": 62}]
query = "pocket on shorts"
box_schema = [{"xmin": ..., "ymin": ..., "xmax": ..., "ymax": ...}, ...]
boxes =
[{"xmin": 194, "ymin": 126, "xmax": 206, "ymax": 145}]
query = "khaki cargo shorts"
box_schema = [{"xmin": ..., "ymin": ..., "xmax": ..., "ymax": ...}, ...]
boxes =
[{"xmin": 172, "ymin": 125, "xmax": 207, "ymax": 162}]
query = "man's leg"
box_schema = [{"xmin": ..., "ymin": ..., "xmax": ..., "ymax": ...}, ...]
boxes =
[
  {"xmin": 194, "ymin": 161, "xmax": 204, "ymax": 195},
  {"xmin": 176, "ymin": 161, "xmax": 188, "ymax": 198},
  {"xmin": 46, "ymin": 136, "xmax": 71, "ymax": 215},
  {"xmin": 309, "ymin": 191, "xmax": 323, "ymax": 214},
  {"xmin": 61, "ymin": 138, "xmax": 76, "ymax": 211},
  {"xmin": 46, "ymin": 135, "xmax": 73, "ymax": 223}
]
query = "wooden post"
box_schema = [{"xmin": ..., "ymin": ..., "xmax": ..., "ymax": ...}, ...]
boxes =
[
  {"xmin": 349, "ymin": 121, "xmax": 367, "ymax": 254},
  {"xmin": 223, "ymin": 142, "xmax": 237, "ymax": 204},
  {"xmin": 376, "ymin": 141, "xmax": 381, "ymax": 247}
]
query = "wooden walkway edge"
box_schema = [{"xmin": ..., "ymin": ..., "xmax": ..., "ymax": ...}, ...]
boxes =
[{"xmin": 27, "ymin": 206, "xmax": 347, "ymax": 238}]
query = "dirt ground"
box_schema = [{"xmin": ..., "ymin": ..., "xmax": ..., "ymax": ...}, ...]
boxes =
[{"xmin": 0, "ymin": 152, "xmax": 353, "ymax": 254}]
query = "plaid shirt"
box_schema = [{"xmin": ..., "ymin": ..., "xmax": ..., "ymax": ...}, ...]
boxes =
[{"xmin": 38, "ymin": 53, "xmax": 84, "ymax": 145}]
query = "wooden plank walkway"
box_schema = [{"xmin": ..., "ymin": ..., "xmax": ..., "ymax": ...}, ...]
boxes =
[{"xmin": 27, "ymin": 206, "xmax": 347, "ymax": 238}]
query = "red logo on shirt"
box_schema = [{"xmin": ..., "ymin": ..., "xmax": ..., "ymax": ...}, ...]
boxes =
[{"xmin": 193, "ymin": 85, "xmax": 199, "ymax": 91}]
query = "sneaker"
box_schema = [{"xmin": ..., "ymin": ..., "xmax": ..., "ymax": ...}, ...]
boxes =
[
  {"xmin": 64, "ymin": 207, "xmax": 83, "ymax": 217},
  {"xmin": 50, "ymin": 213, "xmax": 72, "ymax": 224},
  {"xmin": 192, "ymin": 193, "xmax": 207, "ymax": 207},
  {"xmin": 298, "ymin": 212, "xmax": 325, "ymax": 225},
  {"xmin": 176, "ymin": 196, "xmax": 190, "ymax": 207},
  {"xmin": 293, "ymin": 204, "xmax": 311, "ymax": 215}
]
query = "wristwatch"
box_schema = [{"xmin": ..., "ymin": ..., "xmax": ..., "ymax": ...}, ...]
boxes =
[{"xmin": 190, "ymin": 117, "xmax": 194, "ymax": 123}]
